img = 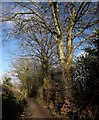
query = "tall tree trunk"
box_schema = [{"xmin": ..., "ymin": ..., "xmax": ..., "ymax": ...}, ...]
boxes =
[
  {"xmin": 51, "ymin": 2, "xmax": 74, "ymax": 105},
  {"xmin": 57, "ymin": 38, "xmax": 73, "ymax": 119},
  {"xmin": 57, "ymin": 37, "xmax": 73, "ymax": 99},
  {"xmin": 63, "ymin": 52, "xmax": 73, "ymax": 99}
]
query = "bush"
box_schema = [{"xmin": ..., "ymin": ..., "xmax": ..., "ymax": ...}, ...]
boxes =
[{"xmin": 2, "ymin": 84, "xmax": 26, "ymax": 120}]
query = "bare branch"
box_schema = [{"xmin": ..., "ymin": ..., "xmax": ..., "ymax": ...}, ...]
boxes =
[
  {"xmin": 51, "ymin": 2, "xmax": 62, "ymax": 37},
  {"xmin": 72, "ymin": 20, "xmax": 99, "ymax": 39},
  {"xmin": 73, "ymin": 34, "xmax": 96, "ymax": 51}
]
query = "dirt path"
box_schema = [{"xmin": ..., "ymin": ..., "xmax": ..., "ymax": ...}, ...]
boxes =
[{"xmin": 21, "ymin": 98, "xmax": 53, "ymax": 119}]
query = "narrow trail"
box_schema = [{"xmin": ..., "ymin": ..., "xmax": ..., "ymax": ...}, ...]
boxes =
[{"xmin": 22, "ymin": 98, "xmax": 53, "ymax": 119}]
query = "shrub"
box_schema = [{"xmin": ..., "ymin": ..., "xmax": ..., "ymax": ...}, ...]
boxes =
[{"xmin": 2, "ymin": 84, "xmax": 26, "ymax": 120}]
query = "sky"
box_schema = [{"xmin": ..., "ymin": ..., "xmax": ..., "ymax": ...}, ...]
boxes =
[
  {"xmin": 0, "ymin": 21, "xmax": 20, "ymax": 75},
  {"xmin": 0, "ymin": 18, "xmax": 21, "ymax": 75},
  {"xmin": 0, "ymin": 36, "xmax": 19, "ymax": 82},
  {"xmin": 2, "ymin": 41, "xmax": 15, "ymax": 72},
  {"xmin": 1, "ymin": 34, "xmax": 21, "ymax": 72},
  {"xmin": 0, "ymin": 40, "xmax": 16, "ymax": 75}
]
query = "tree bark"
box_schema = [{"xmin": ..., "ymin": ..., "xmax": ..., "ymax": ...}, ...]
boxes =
[
  {"xmin": 57, "ymin": 37, "xmax": 73, "ymax": 99},
  {"xmin": 51, "ymin": 2, "xmax": 74, "ymax": 100}
]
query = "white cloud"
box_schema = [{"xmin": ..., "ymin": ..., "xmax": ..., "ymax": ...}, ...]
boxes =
[
  {"xmin": 76, "ymin": 51, "xmax": 86, "ymax": 57},
  {"xmin": 0, "ymin": 71, "xmax": 20, "ymax": 85}
]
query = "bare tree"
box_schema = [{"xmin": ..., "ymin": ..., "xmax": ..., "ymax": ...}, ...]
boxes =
[{"xmin": 2, "ymin": 2, "xmax": 99, "ymax": 103}]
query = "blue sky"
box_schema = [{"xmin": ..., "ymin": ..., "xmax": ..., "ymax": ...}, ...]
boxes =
[
  {"xmin": 2, "ymin": 42, "xmax": 12, "ymax": 72},
  {"xmin": 1, "ymin": 24, "xmax": 20, "ymax": 74},
  {"xmin": 0, "ymin": 19, "xmax": 21, "ymax": 74},
  {"xmin": 1, "ymin": 40, "xmax": 17, "ymax": 73}
]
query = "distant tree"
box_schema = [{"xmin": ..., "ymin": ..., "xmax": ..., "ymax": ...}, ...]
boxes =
[{"xmin": 12, "ymin": 58, "xmax": 45, "ymax": 97}]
